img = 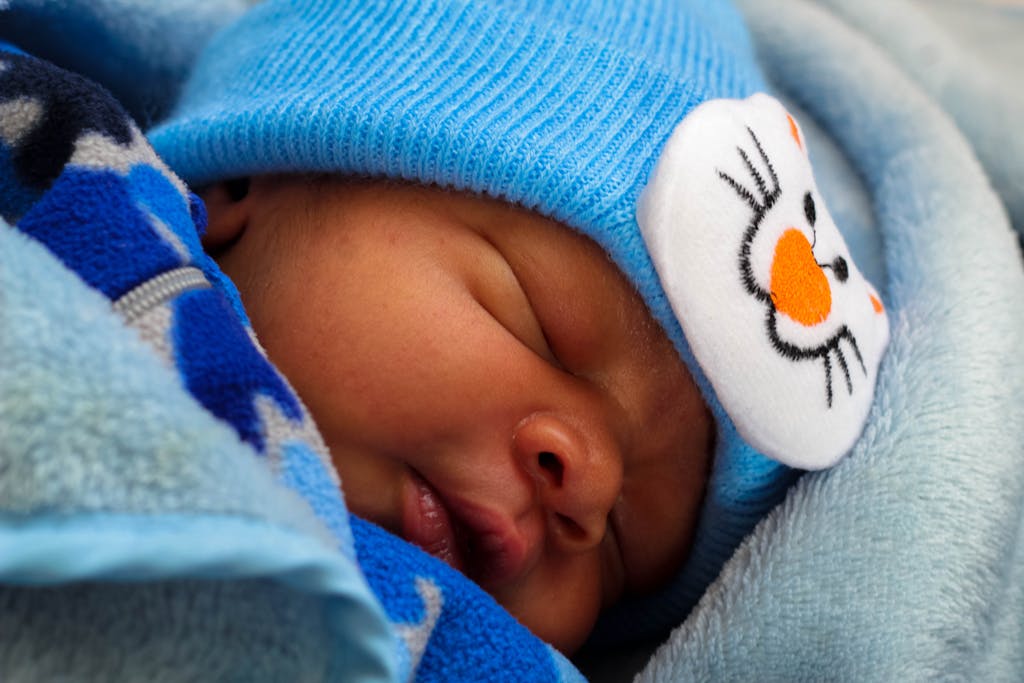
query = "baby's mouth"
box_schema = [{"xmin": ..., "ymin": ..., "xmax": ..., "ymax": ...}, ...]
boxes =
[
  {"xmin": 401, "ymin": 470, "xmax": 467, "ymax": 572},
  {"xmin": 400, "ymin": 469, "xmax": 531, "ymax": 587}
]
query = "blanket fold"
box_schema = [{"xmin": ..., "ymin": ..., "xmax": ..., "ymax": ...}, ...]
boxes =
[
  {"xmin": 2, "ymin": 1, "xmax": 1022, "ymax": 681},
  {"xmin": 635, "ymin": 1, "xmax": 1024, "ymax": 680}
]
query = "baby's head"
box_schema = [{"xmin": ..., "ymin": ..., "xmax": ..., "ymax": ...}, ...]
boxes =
[
  {"xmin": 152, "ymin": 0, "xmax": 888, "ymax": 654},
  {"xmin": 201, "ymin": 175, "xmax": 712, "ymax": 652}
]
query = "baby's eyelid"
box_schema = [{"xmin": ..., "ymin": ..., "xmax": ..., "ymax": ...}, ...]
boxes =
[
  {"xmin": 480, "ymin": 235, "xmax": 565, "ymax": 369},
  {"xmin": 507, "ymin": 278, "xmax": 562, "ymax": 368},
  {"xmin": 533, "ymin": 317, "xmax": 566, "ymax": 370}
]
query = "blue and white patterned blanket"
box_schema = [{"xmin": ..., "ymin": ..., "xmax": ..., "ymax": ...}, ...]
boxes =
[{"xmin": 0, "ymin": 40, "xmax": 583, "ymax": 683}]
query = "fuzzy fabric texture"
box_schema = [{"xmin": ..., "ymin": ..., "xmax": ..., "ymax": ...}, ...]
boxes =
[
  {"xmin": 0, "ymin": 41, "xmax": 583, "ymax": 683},
  {"xmin": 629, "ymin": 0, "xmax": 1024, "ymax": 679},
  {"xmin": 809, "ymin": 0, "xmax": 1024, "ymax": 239},
  {"xmin": 0, "ymin": 0, "xmax": 248, "ymax": 125},
  {"xmin": 0, "ymin": 0, "xmax": 1021, "ymax": 681}
]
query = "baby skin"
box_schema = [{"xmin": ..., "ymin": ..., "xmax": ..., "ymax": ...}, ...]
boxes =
[{"xmin": 201, "ymin": 176, "xmax": 713, "ymax": 654}]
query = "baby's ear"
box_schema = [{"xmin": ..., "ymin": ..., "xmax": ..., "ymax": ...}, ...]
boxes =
[{"xmin": 199, "ymin": 177, "xmax": 251, "ymax": 253}]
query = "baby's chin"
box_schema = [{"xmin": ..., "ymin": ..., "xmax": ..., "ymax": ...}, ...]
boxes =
[
  {"xmin": 488, "ymin": 580, "xmax": 604, "ymax": 655},
  {"xmin": 348, "ymin": 471, "xmax": 601, "ymax": 653}
]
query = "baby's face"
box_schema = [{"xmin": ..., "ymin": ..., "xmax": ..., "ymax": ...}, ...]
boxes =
[{"xmin": 204, "ymin": 176, "xmax": 713, "ymax": 654}]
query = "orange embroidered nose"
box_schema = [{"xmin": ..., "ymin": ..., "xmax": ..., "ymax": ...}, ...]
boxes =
[{"xmin": 770, "ymin": 228, "xmax": 831, "ymax": 326}]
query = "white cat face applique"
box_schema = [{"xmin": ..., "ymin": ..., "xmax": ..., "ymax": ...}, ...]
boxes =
[{"xmin": 638, "ymin": 94, "xmax": 889, "ymax": 470}]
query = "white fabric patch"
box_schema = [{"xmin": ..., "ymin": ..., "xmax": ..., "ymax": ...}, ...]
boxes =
[
  {"xmin": 396, "ymin": 577, "xmax": 443, "ymax": 678},
  {"xmin": 0, "ymin": 96, "xmax": 42, "ymax": 147},
  {"xmin": 71, "ymin": 125, "xmax": 190, "ymax": 200},
  {"xmin": 638, "ymin": 94, "xmax": 889, "ymax": 470}
]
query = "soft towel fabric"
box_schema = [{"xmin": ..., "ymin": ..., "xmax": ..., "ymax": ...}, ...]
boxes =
[
  {"xmin": 630, "ymin": 0, "xmax": 1024, "ymax": 680},
  {"xmin": 806, "ymin": 0, "xmax": 1024, "ymax": 239},
  {"xmin": 0, "ymin": 0, "xmax": 248, "ymax": 126}
]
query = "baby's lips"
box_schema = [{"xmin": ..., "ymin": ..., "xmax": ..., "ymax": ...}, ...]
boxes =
[
  {"xmin": 402, "ymin": 469, "xmax": 534, "ymax": 587},
  {"xmin": 443, "ymin": 493, "xmax": 534, "ymax": 588},
  {"xmin": 402, "ymin": 471, "xmax": 464, "ymax": 572}
]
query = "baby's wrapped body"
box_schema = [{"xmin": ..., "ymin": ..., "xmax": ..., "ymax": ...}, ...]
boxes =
[{"xmin": 1, "ymin": 1, "xmax": 1023, "ymax": 682}]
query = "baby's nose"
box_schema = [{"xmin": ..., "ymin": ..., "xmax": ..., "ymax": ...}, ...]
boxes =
[{"xmin": 513, "ymin": 412, "xmax": 623, "ymax": 554}]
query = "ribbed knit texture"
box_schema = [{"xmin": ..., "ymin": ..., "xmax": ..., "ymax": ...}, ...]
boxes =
[{"xmin": 150, "ymin": 0, "xmax": 795, "ymax": 643}]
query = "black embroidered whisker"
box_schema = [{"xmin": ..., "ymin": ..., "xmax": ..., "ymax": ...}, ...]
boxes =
[
  {"xmin": 739, "ymin": 147, "xmax": 768, "ymax": 201},
  {"xmin": 747, "ymin": 127, "xmax": 779, "ymax": 192},
  {"xmin": 718, "ymin": 170, "xmax": 761, "ymax": 213},
  {"xmin": 823, "ymin": 355, "xmax": 834, "ymax": 408},
  {"xmin": 847, "ymin": 330, "xmax": 866, "ymax": 374},
  {"xmin": 835, "ymin": 343, "xmax": 853, "ymax": 395}
]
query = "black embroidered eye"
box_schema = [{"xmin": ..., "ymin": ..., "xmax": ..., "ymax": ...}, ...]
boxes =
[
  {"xmin": 804, "ymin": 191, "xmax": 816, "ymax": 226},
  {"xmin": 832, "ymin": 256, "xmax": 848, "ymax": 282}
]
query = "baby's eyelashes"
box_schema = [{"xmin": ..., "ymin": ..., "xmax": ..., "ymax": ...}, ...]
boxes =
[{"xmin": 470, "ymin": 236, "xmax": 562, "ymax": 367}]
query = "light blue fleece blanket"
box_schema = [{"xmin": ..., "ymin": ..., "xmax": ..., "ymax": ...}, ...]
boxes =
[
  {"xmin": 1, "ymin": 1, "xmax": 1022, "ymax": 682},
  {"xmin": 632, "ymin": 1, "xmax": 1024, "ymax": 680}
]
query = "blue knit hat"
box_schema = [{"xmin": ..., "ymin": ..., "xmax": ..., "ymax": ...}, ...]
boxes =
[{"xmin": 149, "ymin": 0, "xmax": 889, "ymax": 643}]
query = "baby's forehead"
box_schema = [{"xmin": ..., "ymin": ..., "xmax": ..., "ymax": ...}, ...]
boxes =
[{"xmin": 300, "ymin": 176, "xmax": 625, "ymax": 275}]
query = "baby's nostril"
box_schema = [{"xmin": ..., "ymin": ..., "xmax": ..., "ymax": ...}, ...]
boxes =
[
  {"xmin": 832, "ymin": 256, "xmax": 848, "ymax": 282},
  {"xmin": 555, "ymin": 513, "xmax": 586, "ymax": 541},
  {"xmin": 538, "ymin": 451, "xmax": 564, "ymax": 486}
]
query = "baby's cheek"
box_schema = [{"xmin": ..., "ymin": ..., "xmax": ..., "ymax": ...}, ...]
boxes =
[{"xmin": 491, "ymin": 552, "xmax": 606, "ymax": 655}]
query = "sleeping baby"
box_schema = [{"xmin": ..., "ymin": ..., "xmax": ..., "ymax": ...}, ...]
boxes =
[
  {"xmin": 0, "ymin": 0, "xmax": 889, "ymax": 663},
  {"xmin": 160, "ymin": 0, "xmax": 888, "ymax": 653},
  {"xmin": 198, "ymin": 174, "xmax": 714, "ymax": 652}
]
